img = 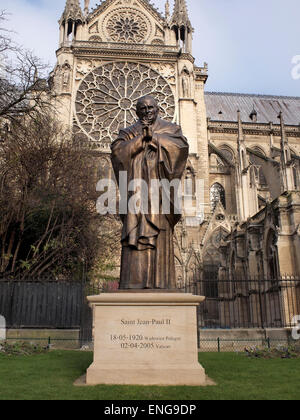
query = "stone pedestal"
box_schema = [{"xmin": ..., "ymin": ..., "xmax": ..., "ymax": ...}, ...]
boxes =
[{"xmin": 86, "ymin": 292, "xmax": 207, "ymax": 386}]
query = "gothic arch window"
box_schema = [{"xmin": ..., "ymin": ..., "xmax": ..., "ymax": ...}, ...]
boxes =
[
  {"xmin": 258, "ymin": 168, "xmax": 267, "ymax": 186},
  {"xmin": 65, "ymin": 19, "xmax": 80, "ymax": 42},
  {"xmin": 202, "ymin": 227, "xmax": 230, "ymax": 328},
  {"xmin": 203, "ymin": 227, "xmax": 229, "ymax": 282},
  {"xmin": 249, "ymin": 149, "xmax": 268, "ymax": 186},
  {"xmin": 219, "ymin": 145, "xmax": 235, "ymax": 164},
  {"xmin": 253, "ymin": 146, "xmax": 266, "ymax": 157},
  {"xmin": 210, "ymin": 183, "xmax": 226, "ymax": 211},
  {"xmin": 184, "ymin": 167, "xmax": 195, "ymax": 196}
]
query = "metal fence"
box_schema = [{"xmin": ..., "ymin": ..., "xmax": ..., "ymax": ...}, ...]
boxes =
[
  {"xmin": 182, "ymin": 277, "xmax": 300, "ymax": 329},
  {"xmin": 1, "ymin": 336, "xmax": 298, "ymax": 353},
  {"xmin": 0, "ymin": 279, "xmax": 85, "ymax": 329},
  {"xmin": 197, "ymin": 337, "xmax": 299, "ymax": 352},
  {"xmin": 0, "ymin": 277, "xmax": 299, "ymax": 338}
]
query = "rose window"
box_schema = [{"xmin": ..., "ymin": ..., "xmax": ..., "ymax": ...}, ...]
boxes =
[
  {"xmin": 105, "ymin": 9, "xmax": 149, "ymax": 43},
  {"xmin": 113, "ymin": 17, "xmax": 140, "ymax": 41},
  {"xmin": 74, "ymin": 62, "xmax": 175, "ymax": 145}
]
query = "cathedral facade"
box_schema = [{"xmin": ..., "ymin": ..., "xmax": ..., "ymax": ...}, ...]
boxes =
[{"xmin": 51, "ymin": 0, "xmax": 300, "ymax": 290}]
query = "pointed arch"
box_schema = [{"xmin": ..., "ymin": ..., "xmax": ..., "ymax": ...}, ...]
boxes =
[
  {"xmin": 219, "ymin": 144, "xmax": 235, "ymax": 164},
  {"xmin": 252, "ymin": 146, "xmax": 266, "ymax": 157},
  {"xmin": 184, "ymin": 160, "xmax": 196, "ymax": 196},
  {"xmin": 202, "ymin": 226, "xmax": 230, "ymax": 280},
  {"xmin": 249, "ymin": 149, "xmax": 268, "ymax": 186},
  {"xmin": 210, "ymin": 183, "xmax": 226, "ymax": 211}
]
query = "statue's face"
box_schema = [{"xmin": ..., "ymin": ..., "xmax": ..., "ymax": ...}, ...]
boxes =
[{"xmin": 136, "ymin": 97, "xmax": 159, "ymax": 125}]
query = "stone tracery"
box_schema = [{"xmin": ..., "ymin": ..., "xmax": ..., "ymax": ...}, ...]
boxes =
[
  {"xmin": 104, "ymin": 9, "xmax": 150, "ymax": 43},
  {"xmin": 75, "ymin": 61, "xmax": 175, "ymax": 144}
]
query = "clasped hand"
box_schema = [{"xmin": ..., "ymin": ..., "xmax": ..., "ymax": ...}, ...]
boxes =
[{"xmin": 142, "ymin": 124, "xmax": 153, "ymax": 143}]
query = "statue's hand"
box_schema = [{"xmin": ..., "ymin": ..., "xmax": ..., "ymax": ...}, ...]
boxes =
[
  {"xmin": 142, "ymin": 125, "xmax": 153, "ymax": 143},
  {"xmin": 147, "ymin": 126, "xmax": 153, "ymax": 140}
]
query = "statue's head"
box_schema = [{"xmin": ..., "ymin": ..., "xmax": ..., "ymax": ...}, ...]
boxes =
[{"xmin": 136, "ymin": 95, "xmax": 159, "ymax": 125}]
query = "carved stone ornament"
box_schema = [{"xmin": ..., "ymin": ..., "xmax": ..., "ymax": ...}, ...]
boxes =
[
  {"xmin": 104, "ymin": 8, "xmax": 150, "ymax": 43},
  {"xmin": 151, "ymin": 63, "xmax": 176, "ymax": 85},
  {"xmin": 75, "ymin": 62, "xmax": 175, "ymax": 144},
  {"xmin": 76, "ymin": 60, "xmax": 102, "ymax": 78}
]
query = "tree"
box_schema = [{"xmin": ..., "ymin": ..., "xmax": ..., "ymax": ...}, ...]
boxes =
[
  {"xmin": 0, "ymin": 11, "xmax": 122, "ymax": 281},
  {"xmin": 0, "ymin": 112, "xmax": 91, "ymax": 277},
  {"xmin": 0, "ymin": 10, "xmax": 51, "ymax": 122},
  {"xmin": 0, "ymin": 10, "xmax": 12, "ymax": 54},
  {"xmin": 0, "ymin": 108, "xmax": 123, "ymax": 279}
]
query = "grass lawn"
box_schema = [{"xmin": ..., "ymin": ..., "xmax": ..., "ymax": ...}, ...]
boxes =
[{"xmin": 0, "ymin": 351, "xmax": 299, "ymax": 400}]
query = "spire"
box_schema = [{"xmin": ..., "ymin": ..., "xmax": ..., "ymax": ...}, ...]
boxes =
[
  {"xmin": 165, "ymin": 0, "xmax": 170, "ymax": 20},
  {"xmin": 237, "ymin": 110, "xmax": 249, "ymax": 170},
  {"xmin": 278, "ymin": 111, "xmax": 291, "ymax": 164},
  {"xmin": 278, "ymin": 111, "xmax": 287, "ymax": 146},
  {"xmin": 171, "ymin": 0, "xmax": 192, "ymax": 30},
  {"xmin": 277, "ymin": 111, "xmax": 295, "ymax": 191},
  {"xmin": 59, "ymin": 0, "xmax": 84, "ymax": 46},
  {"xmin": 84, "ymin": 0, "xmax": 90, "ymax": 17},
  {"xmin": 236, "ymin": 110, "xmax": 258, "ymax": 220},
  {"xmin": 237, "ymin": 110, "xmax": 245, "ymax": 143},
  {"xmin": 170, "ymin": 0, "xmax": 193, "ymax": 53},
  {"xmin": 61, "ymin": 0, "xmax": 83, "ymax": 23}
]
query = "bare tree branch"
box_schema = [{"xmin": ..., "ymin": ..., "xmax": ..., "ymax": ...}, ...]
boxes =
[
  {"xmin": 0, "ymin": 10, "xmax": 53, "ymax": 122},
  {"xmin": 0, "ymin": 11, "xmax": 122, "ymax": 281}
]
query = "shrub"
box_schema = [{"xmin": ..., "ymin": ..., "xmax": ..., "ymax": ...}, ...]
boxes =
[
  {"xmin": 244, "ymin": 344, "xmax": 300, "ymax": 359},
  {"xmin": 0, "ymin": 341, "xmax": 49, "ymax": 356}
]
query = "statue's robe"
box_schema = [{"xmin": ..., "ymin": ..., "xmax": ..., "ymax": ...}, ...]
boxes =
[{"xmin": 111, "ymin": 118, "xmax": 189, "ymax": 289}]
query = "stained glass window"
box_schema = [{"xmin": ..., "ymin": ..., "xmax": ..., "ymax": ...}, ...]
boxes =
[{"xmin": 210, "ymin": 183, "xmax": 226, "ymax": 211}]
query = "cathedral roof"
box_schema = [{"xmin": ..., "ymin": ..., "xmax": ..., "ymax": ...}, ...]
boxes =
[{"xmin": 205, "ymin": 92, "xmax": 300, "ymax": 126}]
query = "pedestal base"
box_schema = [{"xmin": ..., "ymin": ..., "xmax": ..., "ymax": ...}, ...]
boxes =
[
  {"xmin": 86, "ymin": 293, "xmax": 207, "ymax": 386},
  {"xmin": 87, "ymin": 365, "xmax": 206, "ymax": 387}
]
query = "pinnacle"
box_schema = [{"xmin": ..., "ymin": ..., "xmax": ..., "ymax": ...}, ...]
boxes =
[
  {"xmin": 171, "ymin": 0, "xmax": 192, "ymax": 29},
  {"xmin": 61, "ymin": 0, "xmax": 84, "ymax": 22}
]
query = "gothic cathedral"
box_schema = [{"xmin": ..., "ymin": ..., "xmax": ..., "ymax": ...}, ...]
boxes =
[{"xmin": 51, "ymin": 0, "xmax": 300, "ymax": 286}]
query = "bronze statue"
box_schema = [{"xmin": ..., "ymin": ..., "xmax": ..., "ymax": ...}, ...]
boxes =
[{"xmin": 111, "ymin": 96, "xmax": 189, "ymax": 290}]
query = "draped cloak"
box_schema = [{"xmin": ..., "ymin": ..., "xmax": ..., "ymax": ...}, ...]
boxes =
[{"xmin": 111, "ymin": 118, "xmax": 189, "ymax": 289}]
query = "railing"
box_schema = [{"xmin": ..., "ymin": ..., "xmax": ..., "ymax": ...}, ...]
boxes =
[
  {"xmin": 72, "ymin": 41, "xmax": 179, "ymax": 53},
  {"xmin": 180, "ymin": 278, "xmax": 300, "ymax": 329},
  {"xmin": 0, "ymin": 277, "xmax": 299, "ymax": 333},
  {"xmin": 0, "ymin": 278, "xmax": 85, "ymax": 329}
]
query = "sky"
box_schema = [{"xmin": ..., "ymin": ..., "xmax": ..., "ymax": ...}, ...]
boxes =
[{"xmin": 1, "ymin": 0, "xmax": 300, "ymax": 96}]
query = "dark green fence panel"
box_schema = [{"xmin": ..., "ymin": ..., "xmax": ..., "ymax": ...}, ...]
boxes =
[{"xmin": 0, "ymin": 280, "xmax": 84, "ymax": 329}]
